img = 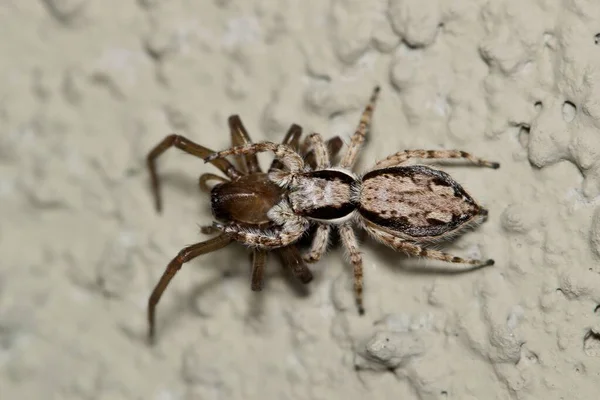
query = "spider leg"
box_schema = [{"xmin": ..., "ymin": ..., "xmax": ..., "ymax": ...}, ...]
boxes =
[
  {"xmin": 250, "ymin": 249, "xmax": 267, "ymax": 291},
  {"xmin": 269, "ymin": 124, "xmax": 303, "ymax": 172},
  {"xmin": 304, "ymin": 224, "xmax": 331, "ymax": 263},
  {"xmin": 304, "ymin": 133, "xmax": 331, "ymax": 169},
  {"xmin": 326, "ymin": 136, "xmax": 344, "ymax": 160},
  {"xmin": 339, "ymin": 224, "xmax": 365, "ymax": 315},
  {"xmin": 276, "ymin": 246, "xmax": 313, "ymax": 284},
  {"xmin": 147, "ymin": 233, "xmax": 233, "ymax": 344},
  {"xmin": 199, "ymin": 173, "xmax": 229, "ymax": 193},
  {"xmin": 147, "ymin": 134, "xmax": 242, "ymax": 212},
  {"xmin": 373, "ymin": 149, "xmax": 500, "ymax": 170},
  {"xmin": 339, "ymin": 86, "xmax": 381, "ymax": 169},
  {"xmin": 206, "ymin": 142, "xmax": 305, "ymax": 187},
  {"xmin": 362, "ymin": 224, "xmax": 495, "ymax": 268},
  {"xmin": 228, "ymin": 115, "xmax": 262, "ymax": 174},
  {"xmin": 304, "ymin": 136, "xmax": 344, "ymax": 169},
  {"xmin": 212, "ymin": 220, "xmax": 308, "ymax": 249},
  {"xmin": 205, "ymin": 142, "xmax": 305, "ymax": 173}
]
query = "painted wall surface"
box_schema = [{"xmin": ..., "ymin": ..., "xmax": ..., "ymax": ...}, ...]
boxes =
[{"xmin": 1, "ymin": 1, "xmax": 600, "ymax": 399}]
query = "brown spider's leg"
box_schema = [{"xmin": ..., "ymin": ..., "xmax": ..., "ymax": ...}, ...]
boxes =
[
  {"xmin": 304, "ymin": 224, "xmax": 331, "ymax": 263},
  {"xmin": 213, "ymin": 203, "xmax": 309, "ymax": 248},
  {"xmin": 147, "ymin": 134, "xmax": 242, "ymax": 212},
  {"xmin": 303, "ymin": 133, "xmax": 331, "ymax": 168},
  {"xmin": 205, "ymin": 142, "xmax": 305, "ymax": 188},
  {"xmin": 276, "ymin": 246, "xmax": 313, "ymax": 284},
  {"xmin": 287, "ymin": 126, "xmax": 302, "ymax": 150},
  {"xmin": 304, "ymin": 136, "xmax": 344, "ymax": 169},
  {"xmin": 363, "ymin": 224, "xmax": 495, "ymax": 267},
  {"xmin": 228, "ymin": 115, "xmax": 262, "ymax": 174},
  {"xmin": 205, "ymin": 142, "xmax": 305, "ymax": 173},
  {"xmin": 199, "ymin": 173, "xmax": 228, "ymax": 193},
  {"xmin": 147, "ymin": 233, "xmax": 233, "ymax": 344},
  {"xmin": 339, "ymin": 86, "xmax": 381, "ymax": 169},
  {"xmin": 373, "ymin": 150, "xmax": 500, "ymax": 170},
  {"xmin": 299, "ymin": 131, "xmax": 313, "ymax": 155},
  {"xmin": 339, "ymin": 224, "xmax": 365, "ymax": 315},
  {"xmin": 212, "ymin": 220, "xmax": 307, "ymax": 248},
  {"xmin": 269, "ymin": 124, "xmax": 303, "ymax": 172},
  {"xmin": 250, "ymin": 249, "xmax": 267, "ymax": 291},
  {"xmin": 327, "ymin": 136, "xmax": 344, "ymax": 159}
]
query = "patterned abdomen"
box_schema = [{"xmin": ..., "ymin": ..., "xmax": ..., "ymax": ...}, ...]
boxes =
[{"xmin": 358, "ymin": 165, "xmax": 481, "ymax": 238}]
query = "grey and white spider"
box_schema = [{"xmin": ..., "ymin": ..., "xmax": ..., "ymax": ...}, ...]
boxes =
[{"xmin": 205, "ymin": 86, "xmax": 500, "ymax": 313}]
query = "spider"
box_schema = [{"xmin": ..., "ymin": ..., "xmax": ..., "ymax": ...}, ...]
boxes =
[
  {"xmin": 146, "ymin": 115, "xmax": 343, "ymax": 343},
  {"xmin": 204, "ymin": 86, "xmax": 500, "ymax": 315}
]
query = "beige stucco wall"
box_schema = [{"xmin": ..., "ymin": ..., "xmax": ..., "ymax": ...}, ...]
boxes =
[{"xmin": 1, "ymin": 1, "xmax": 600, "ymax": 399}]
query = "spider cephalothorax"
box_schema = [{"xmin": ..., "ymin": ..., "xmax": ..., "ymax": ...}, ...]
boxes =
[
  {"xmin": 145, "ymin": 116, "xmax": 343, "ymax": 343},
  {"xmin": 205, "ymin": 86, "xmax": 500, "ymax": 314}
]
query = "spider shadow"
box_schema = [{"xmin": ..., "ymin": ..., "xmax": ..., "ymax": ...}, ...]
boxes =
[
  {"xmin": 154, "ymin": 243, "xmax": 314, "ymax": 340},
  {"xmin": 151, "ymin": 247, "xmax": 241, "ymax": 340},
  {"xmin": 154, "ymin": 270, "xmax": 231, "ymax": 339},
  {"xmin": 150, "ymin": 170, "xmax": 204, "ymax": 201}
]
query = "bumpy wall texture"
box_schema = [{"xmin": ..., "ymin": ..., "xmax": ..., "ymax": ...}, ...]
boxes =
[{"xmin": 2, "ymin": 1, "xmax": 600, "ymax": 399}]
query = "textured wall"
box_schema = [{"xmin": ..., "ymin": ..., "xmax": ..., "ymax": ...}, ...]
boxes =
[{"xmin": 2, "ymin": 1, "xmax": 600, "ymax": 399}]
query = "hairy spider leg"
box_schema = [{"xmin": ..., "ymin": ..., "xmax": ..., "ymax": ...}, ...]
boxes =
[
  {"xmin": 305, "ymin": 133, "xmax": 331, "ymax": 168},
  {"xmin": 304, "ymin": 224, "xmax": 331, "ymax": 264},
  {"xmin": 147, "ymin": 134, "xmax": 242, "ymax": 212},
  {"xmin": 211, "ymin": 200, "xmax": 309, "ymax": 249},
  {"xmin": 303, "ymin": 135, "xmax": 344, "ymax": 170},
  {"xmin": 269, "ymin": 124, "xmax": 303, "ymax": 172},
  {"xmin": 339, "ymin": 86, "xmax": 381, "ymax": 169},
  {"xmin": 199, "ymin": 173, "xmax": 229, "ymax": 193},
  {"xmin": 206, "ymin": 142, "xmax": 305, "ymax": 173},
  {"xmin": 205, "ymin": 142, "xmax": 306, "ymax": 189},
  {"xmin": 362, "ymin": 224, "xmax": 494, "ymax": 268},
  {"xmin": 339, "ymin": 223, "xmax": 365, "ymax": 315},
  {"xmin": 228, "ymin": 115, "xmax": 262, "ymax": 174},
  {"xmin": 147, "ymin": 234, "xmax": 233, "ymax": 344},
  {"xmin": 374, "ymin": 149, "xmax": 500, "ymax": 170}
]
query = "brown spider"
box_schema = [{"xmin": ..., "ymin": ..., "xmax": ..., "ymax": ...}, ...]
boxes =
[
  {"xmin": 146, "ymin": 116, "xmax": 342, "ymax": 343},
  {"xmin": 205, "ymin": 86, "xmax": 500, "ymax": 315}
]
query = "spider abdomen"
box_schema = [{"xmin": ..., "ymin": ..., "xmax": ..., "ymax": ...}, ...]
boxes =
[{"xmin": 358, "ymin": 165, "xmax": 482, "ymax": 238}]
